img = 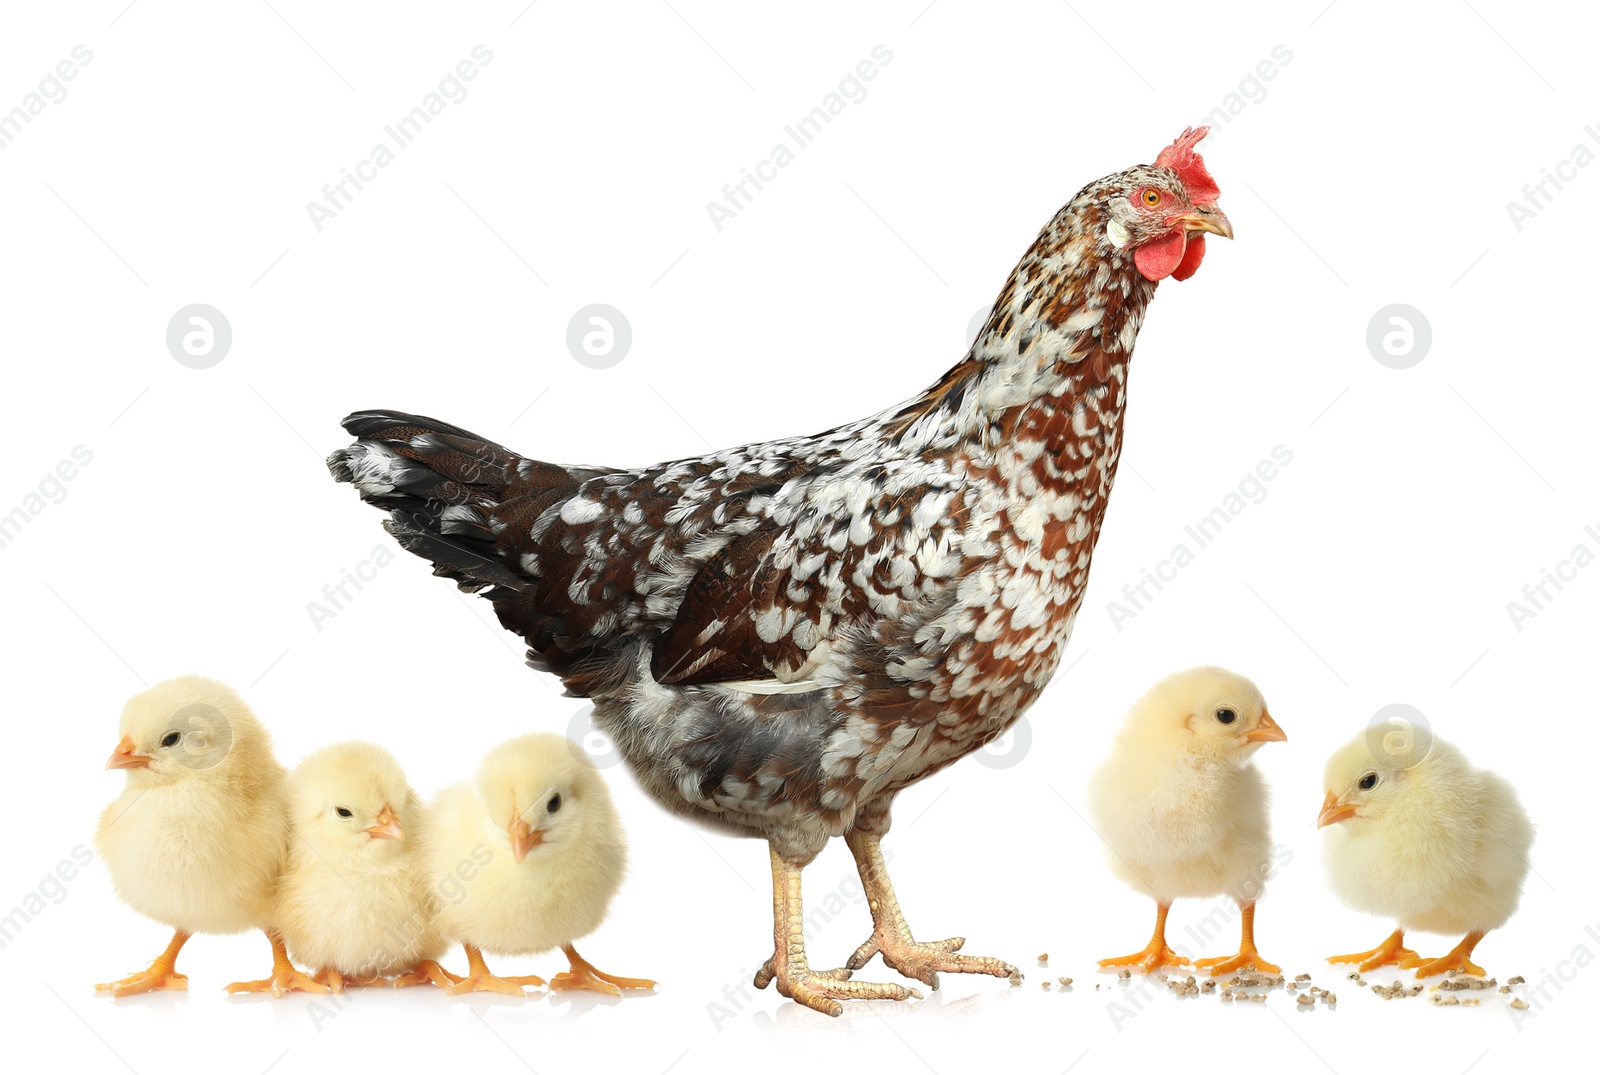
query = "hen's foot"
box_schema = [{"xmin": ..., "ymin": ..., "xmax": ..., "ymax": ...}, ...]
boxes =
[
  {"xmin": 776, "ymin": 965, "xmax": 922, "ymax": 1018},
  {"xmin": 225, "ymin": 931, "xmax": 328, "ymax": 997},
  {"xmin": 1327, "ymin": 929, "xmax": 1418, "ymax": 973},
  {"xmin": 443, "ymin": 945, "xmax": 540, "ymax": 996},
  {"xmin": 842, "ymin": 829, "xmax": 1016, "ymax": 989},
  {"xmin": 849, "ymin": 932, "xmax": 1013, "ymax": 990},
  {"xmin": 754, "ymin": 956, "xmax": 850, "ymax": 990},
  {"xmin": 549, "ymin": 944, "xmax": 655, "ymax": 997},
  {"xmin": 97, "ymin": 930, "xmax": 190, "ymax": 997},
  {"xmin": 394, "ymin": 960, "xmax": 462, "ymax": 989},
  {"xmin": 1401, "ymin": 931, "xmax": 1488, "ymax": 979}
]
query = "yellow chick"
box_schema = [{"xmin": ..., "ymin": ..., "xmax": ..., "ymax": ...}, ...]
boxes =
[
  {"xmin": 1320, "ymin": 730, "xmax": 1534, "ymax": 977},
  {"xmin": 95, "ymin": 676, "xmax": 325, "ymax": 997},
  {"xmin": 273, "ymin": 741, "xmax": 454, "ymax": 991},
  {"xmin": 421, "ymin": 733, "xmax": 654, "ymax": 996},
  {"xmin": 1087, "ymin": 667, "xmax": 1287, "ymax": 976}
]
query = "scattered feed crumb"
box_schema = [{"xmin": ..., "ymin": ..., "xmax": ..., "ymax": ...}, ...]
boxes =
[
  {"xmin": 1510, "ymin": 998, "xmax": 1529, "ymax": 1010},
  {"xmin": 1058, "ymin": 977, "xmax": 1073, "ymax": 987},
  {"xmin": 1499, "ymin": 985, "xmax": 1511, "ymax": 994},
  {"xmin": 1117, "ymin": 969, "xmax": 1131, "ymax": 980},
  {"xmin": 1036, "ymin": 953, "xmax": 1048, "ymax": 964},
  {"xmin": 1508, "ymin": 975, "xmax": 1525, "ymax": 986},
  {"xmin": 1297, "ymin": 993, "xmax": 1313, "ymax": 1006},
  {"xmin": 1294, "ymin": 973, "xmax": 1312, "ymax": 982}
]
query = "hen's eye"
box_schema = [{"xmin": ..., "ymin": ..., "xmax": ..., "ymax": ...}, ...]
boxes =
[
  {"xmin": 160, "ymin": 731, "xmax": 181, "ymax": 748},
  {"xmin": 335, "ymin": 807, "xmax": 353, "ymax": 819},
  {"xmin": 1358, "ymin": 773, "xmax": 1379, "ymax": 791},
  {"xmin": 547, "ymin": 794, "xmax": 562, "ymax": 814},
  {"xmin": 1142, "ymin": 188, "xmax": 1162, "ymax": 207},
  {"xmin": 1215, "ymin": 708, "xmax": 1236, "ymax": 725}
]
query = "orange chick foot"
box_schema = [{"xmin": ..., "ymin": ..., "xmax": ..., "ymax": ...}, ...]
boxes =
[
  {"xmin": 1326, "ymin": 930, "xmax": 1418, "ymax": 973},
  {"xmin": 1400, "ymin": 931, "xmax": 1488, "ymax": 979},
  {"xmin": 1195, "ymin": 947, "xmax": 1280, "ymax": 977},
  {"xmin": 442, "ymin": 946, "xmax": 539, "ymax": 997},
  {"xmin": 1097, "ymin": 941, "xmax": 1191, "ymax": 975},
  {"xmin": 394, "ymin": 960, "xmax": 463, "ymax": 989},
  {"xmin": 95, "ymin": 965, "xmax": 188, "ymax": 997},
  {"xmin": 225, "ymin": 930, "xmax": 328, "ymax": 997},
  {"xmin": 311, "ymin": 968, "xmax": 387, "ymax": 992},
  {"xmin": 550, "ymin": 945, "xmax": 655, "ymax": 997}
]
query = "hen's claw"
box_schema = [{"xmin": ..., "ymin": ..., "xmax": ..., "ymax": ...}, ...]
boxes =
[
  {"xmin": 849, "ymin": 932, "xmax": 1013, "ymax": 990},
  {"xmin": 754, "ymin": 956, "xmax": 850, "ymax": 991},
  {"xmin": 780, "ymin": 969, "xmax": 921, "ymax": 1017}
]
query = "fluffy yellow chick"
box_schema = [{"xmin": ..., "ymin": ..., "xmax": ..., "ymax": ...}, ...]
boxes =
[
  {"xmin": 1320, "ymin": 731, "xmax": 1533, "ymax": 977},
  {"xmin": 421, "ymin": 733, "xmax": 654, "ymax": 996},
  {"xmin": 273, "ymin": 741, "xmax": 454, "ymax": 991},
  {"xmin": 95, "ymin": 676, "xmax": 325, "ymax": 997},
  {"xmin": 1087, "ymin": 667, "xmax": 1287, "ymax": 976}
]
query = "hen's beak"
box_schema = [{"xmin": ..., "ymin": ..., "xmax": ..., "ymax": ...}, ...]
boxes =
[
  {"xmin": 365, "ymin": 804, "xmax": 404, "ymax": 841},
  {"xmin": 1245, "ymin": 711, "xmax": 1287, "ymax": 743},
  {"xmin": 106, "ymin": 735, "xmax": 150, "ymax": 770},
  {"xmin": 508, "ymin": 816, "xmax": 543, "ymax": 862},
  {"xmin": 1179, "ymin": 206, "xmax": 1233, "ymax": 240},
  {"xmin": 1318, "ymin": 790, "xmax": 1358, "ymax": 828}
]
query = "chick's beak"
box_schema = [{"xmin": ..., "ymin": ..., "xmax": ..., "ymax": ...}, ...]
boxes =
[
  {"xmin": 1318, "ymin": 790, "xmax": 1358, "ymax": 829},
  {"xmin": 1244, "ymin": 711, "xmax": 1287, "ymax": 744},
  {"xmin": 508, "ymin": 816, "xmax": 543, "ymax": 862},
  {"xmin": 364, "ymin": 804, "xmax": 404, "ymax": 841},
  {"xmin": 1179, "ymin": 205, "xmax": 1233, "ymax": 240},
  {"xmin": 106, "ymin": 734, "xmax": 150, "ymax": 770}
]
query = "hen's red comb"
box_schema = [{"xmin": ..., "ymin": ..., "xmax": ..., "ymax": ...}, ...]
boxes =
[{"xmin": 1155, "ymin": 127, "xmax": 1220, "ymax": 205}]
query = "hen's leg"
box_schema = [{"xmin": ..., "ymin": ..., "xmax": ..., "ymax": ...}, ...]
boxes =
[
  {"xmin": 549, "ymin": 944, "xmax": 655, "ymax": 997},
  {"xmin": 1401, "ymin": 930, "xmax": 1488, "ymax": 978},
  {"xmin": 1097, "ymin": 902, "xmax": 1191, "ymax": 974},
  {"xmin": 1194, "ymin": 901, "xmax": 1280, "ymax": 976},
  {"xmin": 763, "ymin": 844, "xmax": 922, "ymax": 1016},
  {"xmin": 843, "ymin": 828, "xmax": 1018, "ymax": 989},
  {"xmin": 225, "ymin": 930, "xmax": 329, "ymax": 997},
  {"xmin": 1326, "ymin": 928, "xmax": 1419, "ymax": 973},
  {"xmin": 96, "ymin": 929, "xmax": 191, "ymax": 997}
]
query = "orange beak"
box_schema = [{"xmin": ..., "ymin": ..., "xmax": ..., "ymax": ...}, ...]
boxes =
[
  {"xmin": 508, "ymin": 816, "xmax": 543, "ymax": 862},
  {"xmin": 106, "ymin": 734, "xmax": 150, "ymax": 770},
  {"xmin": 1318, "ymin": 790, "xmax": 1358, "ymax": 828},
  {"xmin": 1245, "ymin": 711, "xmax": 1287, "ymax": 744},
  {"xmin": 364, "ymin": 804, "xmax": 404, "ymax": 841}
]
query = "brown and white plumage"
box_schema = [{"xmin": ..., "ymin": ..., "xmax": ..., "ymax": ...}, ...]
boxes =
[{"xmin": 330, "ymin": 129, "xmax": 1232, "ymax": 1013}]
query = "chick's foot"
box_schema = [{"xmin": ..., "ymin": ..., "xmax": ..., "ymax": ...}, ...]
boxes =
[
  {"xmin": 1401, "ymin": 931, "xmax": 1488, "ymax": 979},
  {"xmin": 96, "ymin": 930, "xmax": 190, "ymax": 998},
  {"xmin": 311, "ymin": 968, "xmax": 388, "ymax": 992},
  {"xmin": 1098, "ymin": 903, "xmax": 1190, "ymax": 974},
  {"xmin": 443, "ymin": 945, "xmax": 541, "ymax": 997},
  {"xmin": 766, "ymin": 844, "xmax": 922, "ymax": 1016},
  {"xmin": 394, "ymin": 960, "xmax": 463, "ymax": 989},
  {"xmin": 841, "ymin": 829, "xmax": 1017, "ymax": 989},
  {"xmin": 1326, "ymin": 928, "xmax": 1419, "ymax": 973},
  {"xmin": 549, "ymin": 944, "xmax": 655, "ymax": 997},
  {"xmin": 225, "ymin": 931, "xmax": 329, "ymax": 997},
  {"xmin": 1195, "ymin": 901, "xmax": 1279, "ymax": 977}
]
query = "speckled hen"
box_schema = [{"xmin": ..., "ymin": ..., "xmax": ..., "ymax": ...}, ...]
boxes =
[{"xmin": 328, "ymin": 129, "xmax": 1232, "ymax": 1015}]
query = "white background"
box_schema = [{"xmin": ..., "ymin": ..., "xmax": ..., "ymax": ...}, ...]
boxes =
[{"xmin": 2, "ymin": 1, "xmax": 1595, "ymax": 1072}]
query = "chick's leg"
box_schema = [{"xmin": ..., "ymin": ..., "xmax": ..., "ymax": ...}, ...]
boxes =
[
  {"xmin": 443, "ymin": 945, "xmax": 542, "ymax": 996},
  {"xmin": 1401, "ymin": 930, "xmax": 1488, "ymax": 979},
  {"xmin": 842, "ymin": 829, "xmax": 1018, "ymax": 989},
  {"xmin": 1326, "ymin": 928, "xmax": 1419, "ymax": 973},
  {"xmin": 95, "ymin": 929, "xmax": 191, "ymax": 997},
  {"xmin": 1194, "ymin": 901, "xmax": 1280, "ymax": 976},
  {"xmin": 762, "ymin": 844, "xmax": 923, "ymax": 1017},
  {"xmin": 225, "ymin": 931, "xmax": 329, "ymax": 997},
  {"xmin": 394, "ymin": 960, "xmax": 464, "ymax": 989},
  {"xmin": 549, "ymin": 944, "xmax": 656, "ymax": 996},
  {"xmin": 1097, "ymin": 902, "xmax": 1191, "ymax": 974},
  {"xmin": 310, "ymin": 968, "xmax": 389, "ymax": 992}
]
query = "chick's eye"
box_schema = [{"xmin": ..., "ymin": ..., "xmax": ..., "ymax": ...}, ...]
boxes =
[
  {"xmin": 1215, "ymin": 708, "xmax": 1236, "ymax": 725},
  {"xmin": 1141, "ymin": 188, "xmax": 1162, "ymax": 207},
  {"xmin": 335, "ymin": 807, "xmax": 353, "ymax": 819},
  {"xmin": 160, "ymin": 731, "xmax": 181, "ymax": 748},
  {"xmin": 1358, "ymin": 773, "xmax": 1379, "ymax": 791},
  {"xmin": 547, "ymin": 794, "xmax": 562, "ymax": 814}
]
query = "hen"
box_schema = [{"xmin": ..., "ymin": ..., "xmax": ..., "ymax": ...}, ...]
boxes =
[{"xmin": 328, "ymin": 129, "xmax": 1231, "ymax": 1015}]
